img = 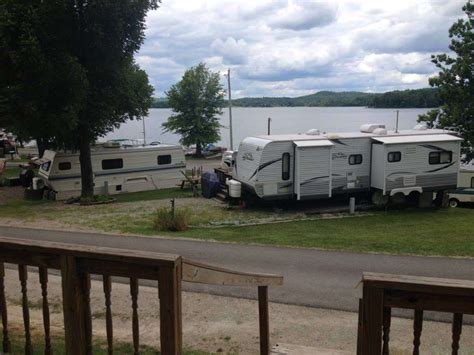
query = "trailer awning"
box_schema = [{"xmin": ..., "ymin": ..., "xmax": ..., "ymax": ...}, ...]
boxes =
[
  {"xmin": 372, "ymin": 134, "xmax": 462, "ymax": 145},
  {"xmin": 294, "ymin": 140, "xmax": 334, "ymax": 148}
]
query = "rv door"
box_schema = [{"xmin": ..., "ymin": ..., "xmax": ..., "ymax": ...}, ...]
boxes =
[{"xmin": 294, "ymin": 140, "xmax": 334, "ymax": 200}]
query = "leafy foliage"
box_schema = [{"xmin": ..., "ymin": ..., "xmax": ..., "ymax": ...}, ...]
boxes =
[
  {"xmin": 0, "ymin": 1, "xmax": 157, "ymax": 196},
  {"xmin": 418, "ymin": 2, "xmax": 474, "ymax": 162},
  {"xmin": 154, "ymin": 206, "xmax": 190, "ymax": 231},
  {"xmin": 163, "ymin": 63, "xmax": 224, "ymax": 156},
  {"xmin": 370, "ymin": 89, "xmax": 441, "ymax": 108}
]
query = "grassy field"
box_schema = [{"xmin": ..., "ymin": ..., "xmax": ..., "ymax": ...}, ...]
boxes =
[
  {"xmin": 1, "ymin": 167, "xmax": 21, "ymax": 178},
  {"xmin": 0, "ymin": 188, "xmax": 473, "ymax": 257}
]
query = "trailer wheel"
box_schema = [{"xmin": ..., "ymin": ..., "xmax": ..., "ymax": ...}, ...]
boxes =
[
  {"xmin": 449, "ymin": 198, "xmax": 459, "ymax": 208},
  {"xmin": 390, "ymin": 193, "xmax": 406, "ymax": 205},
  {"xmin": 371, "ymin": 190, "xmax": 389, "ymax": 206}
]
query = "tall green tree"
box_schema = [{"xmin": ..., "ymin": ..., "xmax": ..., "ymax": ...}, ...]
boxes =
[
  {"xmin": 418, "ymin": 1, "xmax": 474, "ymax": 162},
  {"xmin": 0, "ymin": 1, "xmax": 156, "ymax": 197},
  {"xmin": 163, "ymin": 63, "xmax": 224, "ymax": 157}
]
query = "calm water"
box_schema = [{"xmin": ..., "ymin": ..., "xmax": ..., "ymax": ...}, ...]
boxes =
[{"xmin": 103, "ymin": 107, "xmax": 431, "ymax": 150}]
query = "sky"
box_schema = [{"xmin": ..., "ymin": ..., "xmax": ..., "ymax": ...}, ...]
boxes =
[{"xmin": 136, "ymin": 0, "xmax": 466, "ymax": 98}]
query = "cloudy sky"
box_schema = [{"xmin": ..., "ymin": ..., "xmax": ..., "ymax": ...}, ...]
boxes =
[{"xmin": 136, "ymin": 0, "xmax": 466, "ymax": 98}]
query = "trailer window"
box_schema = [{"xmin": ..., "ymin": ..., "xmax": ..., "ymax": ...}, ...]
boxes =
[
  {"xmin": 102, "ymin": 158, "xmax": 123, "ymax": 170},
  {"xmin": 58, "ymin": 162, "xmax": 71, "ymax": 171},
  {"xmin": 41, "ymin": 161, "xmax": 51, "ymax": 172},
  {"xmin": 429, "ymin": 151, "xmax": 452, "ymax": 165},
  {"xmin": 387, "ymin": 152, "xmax": 401, "ymax": 163},
  {"xmin": 471, "ymin": 177, "xmax": 474, "ymax": 188},
  {"xmin": 158, "ymin": 155, "xmax": 172, "ymax": 165},
  {"xmin": 282, "ymin": 153, "xmax": 290, "ymax": 180},
  {"xmin": 349, "ymin": 154, "xmax": 363, "ymax": 165}
]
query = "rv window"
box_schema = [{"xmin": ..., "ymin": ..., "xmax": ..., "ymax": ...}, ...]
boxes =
[
  {"xmin": 349, "ymin": 154, "xmax": 363, "ymax": 165},
  {"xmin": 282, "ymin": 153, "xmax": 290, "ymax": 180},
  {"xmin": 158, "ymin": 155, "xmax": 172, "ymax": 165},
  {"xmin": 429, "ymin": 151, "xmax": 452, "ymax": 165},
  {"xmin": 102, "ymin": 159, "xmax": 123, "ymax": 170},
  {"xmin": 387, "ymin": 152, "xmax": 401, "ymax": 163},
  {"xmin": 58, "ymin": 162, "xmax": 71, "ymax": 171},
  {"xmin": 471, "ymin": 177, "xmax": 474, "ymax": 188},
  {"xmin": 41, "ymin": 161, "xmax": 51, "ymax": 172}
]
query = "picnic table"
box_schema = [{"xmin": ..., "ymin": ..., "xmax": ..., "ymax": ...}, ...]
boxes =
[{"xmin": 178, "ymin": 171, "xmax": 200, "ymax": 197}]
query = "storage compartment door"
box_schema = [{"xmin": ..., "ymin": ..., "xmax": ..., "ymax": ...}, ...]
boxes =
[{"xmin": 295, "ymin": 145, "xmax": 332, "ymax": 200}]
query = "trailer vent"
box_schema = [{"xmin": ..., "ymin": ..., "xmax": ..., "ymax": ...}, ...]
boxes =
[
  {"xmin": 360, "ymin": 124, "xmax": 386, "ymax": 133},
  {"xmin": 306, "ymin": 129, "xmax": 321, "ymax": 135},
  {"xmin": 413, "ymin": 123, "xmax": 428, "ymax": 130},
  {"xmin": 373, "ymin": 128, "xmax": 387, "ymax": 135}
]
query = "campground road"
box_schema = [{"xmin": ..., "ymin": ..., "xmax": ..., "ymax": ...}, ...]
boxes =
[{"xmin": 0, "ymin": 225, "xmax": 473, "ymax": 314}]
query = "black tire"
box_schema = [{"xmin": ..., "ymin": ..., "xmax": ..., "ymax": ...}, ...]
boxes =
[
  {"xmin": 390, "ymin": 193, "xmax": 406, "ymax": 205},
  {"xmin": 449, "ymin": 198, "xmax": 459, "ymax": 208}
]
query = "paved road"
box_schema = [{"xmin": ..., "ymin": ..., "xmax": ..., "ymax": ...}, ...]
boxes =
[{"xmin": 0, "ymin": 225, "xmax": 473, "ymax": 314}]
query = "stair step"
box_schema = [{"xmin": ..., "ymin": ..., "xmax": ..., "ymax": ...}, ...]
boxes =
[{"xmin": 271, "ymin": 343, "xmax": 350, "ymax": 355}]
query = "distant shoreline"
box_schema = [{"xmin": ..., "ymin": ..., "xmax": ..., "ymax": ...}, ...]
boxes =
[{"xmin": 151, "ymin": 88, "xmax": 440, "ymax": 109}]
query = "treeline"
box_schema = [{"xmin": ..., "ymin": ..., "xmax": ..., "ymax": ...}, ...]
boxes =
[{"xmin": 151, "ymin": 88, "xmax": 441, "ymax": 109}]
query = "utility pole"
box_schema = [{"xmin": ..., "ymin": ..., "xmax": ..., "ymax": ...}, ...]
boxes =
[
  {"xmin": 226, "ymin": 68, "xmax": 233, "ymax": 151},
  {"xmin": 395, "ymin": 110, "xmax": 399, "ymax": 133},
  {"xmin": 142, "ymin": 117, "xmax": 147, "ymax": 145}
]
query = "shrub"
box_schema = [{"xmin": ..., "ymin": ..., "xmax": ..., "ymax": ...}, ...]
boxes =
[{"xmin": 154, "ymin": 206, "xmax": 190, "ymax": 231}]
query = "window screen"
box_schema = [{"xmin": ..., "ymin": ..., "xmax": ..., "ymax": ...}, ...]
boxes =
[
  {"xmin": 58, "ymin": 162, "xmax": 71, "ymax": 171},
  {"xmin": 102, "ymin": 159, "xmax": 123, "ymax": 170},
  {"xmin": 282, "ymin": 153, "xmax": 290, "ymax": 181},
  {"xmin": 429, "ymin": 151, "xmax": 452, "ymax": 165},
  {"xmin": 349, "ymin": 154, "xmax": 363, "ymax": 165},
  {"xmin": 387, "ymin": 152, "xmax": 401, "ymax": 163},
  {"xmin": 158, "ymin": 155, "xmax": 172, "ymax": 165}
]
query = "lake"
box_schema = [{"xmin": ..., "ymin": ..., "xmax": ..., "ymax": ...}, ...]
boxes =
[{"xmin": 103, "ymin": 107, "xmax": 431, "ymax": 150}]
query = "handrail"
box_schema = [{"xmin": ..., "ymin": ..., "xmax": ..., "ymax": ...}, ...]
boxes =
[
  {"xmin": 182, "ymin": 258, "xmax": 283, "ymax": 286},
  {"xmin": 0, "ymin": 236, "xmax": 283, "ymax": 354},
  {"xmin": 357, "ymin": 272, "xmax": 474, "ymax": 355}
]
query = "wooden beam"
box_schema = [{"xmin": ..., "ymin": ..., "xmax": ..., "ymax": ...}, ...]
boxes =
[
  {"xmin": 182, "ymin": 259, "xmax": 283, "ymax": 287},
  {"xmin": 61, "ymin": 256, "xmax": 91, "ymax": 355},
  {"xmin": 362, "ymin": 284, "xmax": 383, "ymax": 355},
  {"xmin": 159, "ymin": 263, "xmax": 182, "ymax": 354},
  {"xmin": 258, "ymin": 286, "xmax": 270, "ymax": 355}
]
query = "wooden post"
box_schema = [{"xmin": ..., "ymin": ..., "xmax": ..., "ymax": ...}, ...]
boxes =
[
  {"xmin": 39, "ymin": 267, "xmax": 52, "ymax": 355},
  {"xmin": 357, "ymin": 299, "xmax": 364, "ymax": 355},
  {"xmin": 362, "ymin": 284, "xmax": 384, "ymax": 355},
  {"xmin": 18, "ymin": 265, "xmax": 32, "ymax": 355},
  {"xmin": 258, "ymin": 286, "xmax": 270, "ymax": 355},
  {"xmin": 61, "ymin": 256, "xmax": 92, "ymax": 355},
  {"xmin": 0, "ymin": 263, "xmax": 11, "ymax": 353},
  {"xmin": 158, "ymin": 263, "xmax": 182, "ymax": 354}
]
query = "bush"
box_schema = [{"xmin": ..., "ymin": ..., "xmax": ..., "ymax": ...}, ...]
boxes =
[{"xmin": 154, "ymin": 206, "xmax": 190, "ymax": 231}]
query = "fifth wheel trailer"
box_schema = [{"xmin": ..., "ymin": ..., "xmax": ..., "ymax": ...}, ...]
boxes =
[{"xmin": 231, "ymin": 124, "xmax": 462, "ymax": 204}]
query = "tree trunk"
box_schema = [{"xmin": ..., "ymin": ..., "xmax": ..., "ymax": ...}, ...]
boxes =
[
  {"xmin": 36, "ymin": 137, "xmax": 49, "ymax": 158},
  {"xmin": 78, "ymin": 138, "xmax": 94, "ymax": 198},
  {"xmin": 195, "ymin": 142, "xmax": 202, "ymax": 158}
]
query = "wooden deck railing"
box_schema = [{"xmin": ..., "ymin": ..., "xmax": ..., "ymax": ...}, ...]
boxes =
[
  {"xmin": 0, "ymin": 237, "xmax": 283, "ymax": 354},
  {"xmin": 357, "ymin": 272, "xmax": 474, "ymax": 355}
]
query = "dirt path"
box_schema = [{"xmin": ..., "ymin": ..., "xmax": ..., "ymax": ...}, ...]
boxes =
[{"xmin": 3, "ymin": 267, "xmax": 474, "ymax": 354}]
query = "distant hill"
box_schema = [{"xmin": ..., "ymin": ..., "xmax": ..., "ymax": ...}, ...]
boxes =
[{"xmin": 151, "ymin": 88, "xmax": 441, "ymax": 109}]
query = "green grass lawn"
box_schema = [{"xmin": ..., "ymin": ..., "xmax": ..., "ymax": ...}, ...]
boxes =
[
  {"xmin": 158, "ymin": 208, "xmax": 474, "ymax": 257},
  {"xmin": 0, "ymin": 186, "xmax": 473, "ymax": 257},
  {"xmin": 1, "ymin": 167, "xmax": 21, "ymax": 178}
]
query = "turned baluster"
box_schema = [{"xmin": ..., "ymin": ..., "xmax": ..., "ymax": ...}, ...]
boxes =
[
  {"xmin": 18, "ymin": 265, "xmax": 32, "ymax": 355},
  {"xmin": 39, "ymin": 267, "xmax": 52, "ymax": 355},
  {"xmin": 130, "ymin": 278, "xmax": 139, "ymax": 355},
  {"xmin": 382, "ymin": 307, "xmax": 391, "ymax": 355},
  {"xmin": 413, "ymin": 309, "xmax": 423, "ymax": 355},
  {"xmin": 451, "ymin": 313, "xmax": 463, "ymax": 355},
  {"xmin": 0, "ymin": 263, "xmax": 11, "ymax": 353},
  {"xmin": 103, "ymin": 275, "xmax": 113, "ymax": 355}
]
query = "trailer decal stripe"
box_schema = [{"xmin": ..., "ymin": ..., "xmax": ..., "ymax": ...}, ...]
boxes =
[
  {"xmin": 46, "ymin": 164, "xmax": 186, "ymax": 181},
  {"xmin": 418, "ymin": 144, "xmax": 449, "ymax": 152},
  {"xmin": 248, "ymin": 157, "xmax": 282, "ymax": 180},
  {"xmin": 424, "ymin": 161, "xmax": 457, "ymax": 173},
  {"xmin": 300, "ymin": 175, "xmax": 329, "ymax": 186}
]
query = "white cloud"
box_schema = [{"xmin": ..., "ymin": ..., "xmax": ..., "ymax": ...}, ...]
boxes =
[{"xmin": 136, "ymin": 0, "xmax": 466, "ymax": 97}]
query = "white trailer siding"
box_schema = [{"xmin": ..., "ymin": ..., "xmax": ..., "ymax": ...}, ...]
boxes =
[
  {"xmin": 295, "ymin": 141, "xmax": 333, "ymax": 199},
  {"xmin": 39, "ymin": 145, "xmax": 185, "ymax": 200},
  {"xmin": 329, "ymin": 137, "xmax": 372, "ymax": 194},
  {"xmin": 371, "ymin": 135, "xmax": 462, "ymax": 194}
]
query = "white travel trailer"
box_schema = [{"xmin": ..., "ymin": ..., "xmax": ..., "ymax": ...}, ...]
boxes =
[
  {"xmin": 232, "ymin": 124, "xmax": 462, "ymax": 203},
  {"xmin": 38, "ymin": 143, "xmax": 186, "ymax": 200}
]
